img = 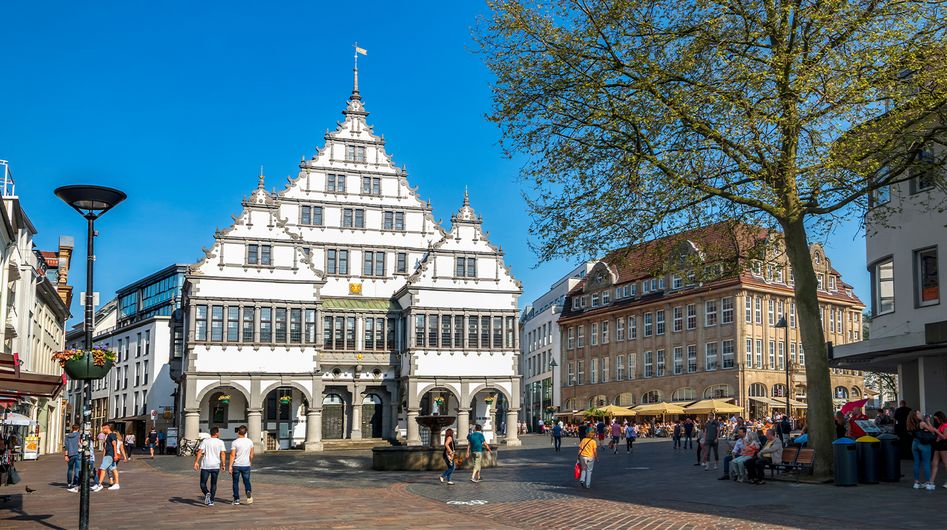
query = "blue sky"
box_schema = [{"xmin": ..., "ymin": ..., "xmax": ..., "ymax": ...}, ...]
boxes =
[{"xmin": 0, "ymin": 1, "xmax": 868, "ymax": 322}]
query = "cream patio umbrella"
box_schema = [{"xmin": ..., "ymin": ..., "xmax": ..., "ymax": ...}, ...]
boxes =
[{"xmin": 683, "ymin": 399, "xmax": 743, "ymax": 415}]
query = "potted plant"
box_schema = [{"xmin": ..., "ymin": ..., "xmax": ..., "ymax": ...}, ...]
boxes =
[
  {"xmin": 279, "ymin": 395, "xmax": 292, "ymax": 405},
  {"xmin": 217, "ymin": 394, "xmax": 232, "ymax": 405},
  {"xmin": 434, "ymin": 396, "xmax": 445, "ymax": 406},
  {"xmin": 484, "ymin": 394, "xmax": 495, "ymax": 405},
  {"xmin": 52, "ymin": 348, "xmax": 117, "ymax": 380}
]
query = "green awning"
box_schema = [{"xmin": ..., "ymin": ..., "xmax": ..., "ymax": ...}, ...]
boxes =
[{"xmin": 321, "ymin": 298, "xmax": 401, "ymax": 312}]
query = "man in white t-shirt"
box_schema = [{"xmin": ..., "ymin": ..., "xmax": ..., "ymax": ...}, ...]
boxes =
[
  {"xmin": 228, "ymin": 425, "xmax": 255, "ymax": 506},
  {"xmin": 193, "ymin": 427, "xmax": 226, "ymax": 506}
]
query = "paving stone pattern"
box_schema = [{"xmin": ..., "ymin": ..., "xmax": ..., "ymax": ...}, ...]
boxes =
[{"xmin": 0, "ymin": 436, "xmax": 940, "ymax": 529}]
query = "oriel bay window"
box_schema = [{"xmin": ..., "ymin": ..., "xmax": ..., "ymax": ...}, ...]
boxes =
[
  {"xmin": 492, "ymin": 316, "xmax": 503, "ymax": 348},
  {"xmin": 211, "ymin": 306, "xmax": 224, "ymax": 341},
  {"xmin": 290, "ymin": 309, "xmax": 302, "ymax": 343},
  {"xmin": 260, "ymin": 308, "xmax": 273, "ymax": 342},
  {"xmin": 481, "ymin": 316, "xmax": 491, "ymax": 346},
  {"xmin": 305, "ymin": 309, "xmax": 316, "ymax": 343},
  {"xmin": 415, "ymin": 315, "xmax": 425, "ymax": 347},
  {"xmin": 454, "ymin": 316, "xmax": 464, "ymax": 347},
  {"xmin": 428, "ymin": 315, "xmax": 439, "ymax": 347},
  {"xmin": 345, "ymin": 317, "xmax": 356, "ymax": 348},
  {"xmin": 275, "ymin": 308, "xmax": 287, "ymax": 342},
  {"xmin": 226, "ymin": 307, "xmax": 239, "ymax": 341},
  {"xmin": 242, "ymin": 307, "xmax": 255, "ymax": 342},
  {"xmin": 441, "ymin": 316, "xmax": 452, "ymax": 347},
  {"xmin": 468, "ymin": 316, "xmax": 479, "ymax": 348},
  {"xmin": 195, "ymin": 305, "xmax": 208, "ymax": 340}
]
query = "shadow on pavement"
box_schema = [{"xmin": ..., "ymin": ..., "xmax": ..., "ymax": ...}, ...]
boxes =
[
  {"xmin": 169, "ymin": 496, "xmax": 206, "ymax": 507},
  {"xmin": 0, "ymin": 494, "xmax": 64, "ymax": 530}
]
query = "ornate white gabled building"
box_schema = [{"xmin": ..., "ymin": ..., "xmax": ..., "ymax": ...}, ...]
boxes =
[{"xmin": 182, "ymin": 72, "xmax": 522, "ymax": 452}]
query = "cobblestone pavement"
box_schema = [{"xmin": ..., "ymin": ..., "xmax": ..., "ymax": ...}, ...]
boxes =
[{"xmin": 0, "ymin": 435, "xmax": 939, "ymax": 529}]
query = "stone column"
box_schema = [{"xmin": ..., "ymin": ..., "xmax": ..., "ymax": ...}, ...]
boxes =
[
  {"xmin": 456, "ymin": 407, "xmax": 471, "ymax": 445},
  {"xmin": 350, "ymin": 385, "xmax": 363, "ymax": 440},
  {"xmin": 388, "ymin": 402, "xmax": 400, "ymax": 441},
  {"xmin": 305, "ymin": 407, "xmax": 323, "ymax": 451},
  {"xmin": 247, "ymin": 408, "xmax": 265, "ymax": 453},
  {"xmin": 183, "ymin": 409, "xmax": 200, "ymax": 442},
  {"xmin": 504, "ymin": 408, "xmax": 522, "ymax": 446},
  {"xmin": 406, "ymin": 407, "xmax": 421, "ymax": 446}
]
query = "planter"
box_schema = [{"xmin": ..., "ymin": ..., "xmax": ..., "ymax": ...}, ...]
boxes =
[
  {"xmin": 219, "ymin": 399, "xmax": 230, "ymax": 405},
  {"xmin": 63, "ymin": 354, "xmax": 113, "ymax": 380}
]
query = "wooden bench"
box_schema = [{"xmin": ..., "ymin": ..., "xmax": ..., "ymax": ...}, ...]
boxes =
[{"xmin": 768, "ymin": 447, "xmax": 799, "ymax": 477}]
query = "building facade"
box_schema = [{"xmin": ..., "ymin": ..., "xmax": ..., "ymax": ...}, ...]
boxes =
[
  {"xmin": 520, "ymin": 262, "xmax": 594, "ymax": 429},
  {"xmin": 559, "ymin": 222, "xmax": 866, "ymax": 420},
  {"xmin": 182, "ymin": 74, "xmax": 521, "ymax": 452},
  {"xmin": 834, "ymin": 139, "xmax": 947, "ymax": 413},
  {"xmin": 0, "ymin": 165, "xmax": 72, "ymax": 455}
]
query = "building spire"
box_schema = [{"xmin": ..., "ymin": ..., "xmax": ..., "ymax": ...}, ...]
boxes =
[
  {"xmin": 258, "ymin": 165, "xmax": 265, "ymax": 189},
  {"xmin": 352, "ymin": 42, "xmax": 367, "ymax": 101},
  {"xmin": 463, "ymin": 186, "xmax": 470, "ymax": 207}
]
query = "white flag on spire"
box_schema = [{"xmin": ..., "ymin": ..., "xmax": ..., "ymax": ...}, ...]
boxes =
[{"xmin": 355, "ymin": 46, "xmax": 367, "ymax": 55}]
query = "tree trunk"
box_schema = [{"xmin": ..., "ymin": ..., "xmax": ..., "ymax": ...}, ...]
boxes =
[{"xmin": 780, "ymin": 217, "xmax": 833, "ymax": 478}]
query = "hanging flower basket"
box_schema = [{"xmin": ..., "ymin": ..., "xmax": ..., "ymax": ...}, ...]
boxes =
[
  {"xmin": 484, "ymin": 395, "xmax": 495, "ymax": 405},
  {"xmin": 434, "ymin": 397, "xmax": 445, "ymax": 406},
  {"xmin": 279, "ymin": 395, "xmax": 292, "ymax": 405},
  {"xmin": 217, "ymin": 394, "xmax": 232, "ymax": 405},
  {"xmin": 52, "ymin": 349, "xmax": 116, "ymax": 381},
  {"xmin": 546, "ymin": 406, "xmax": 557, "ymax": 412}
]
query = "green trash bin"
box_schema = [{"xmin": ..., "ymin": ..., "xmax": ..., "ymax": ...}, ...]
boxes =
[
  {"xmin": 856, "ymin": 435, "xmax": 880, "ymax": 484},
  {"xmin": 878, "ymin": 433, "xmax": 901, "ymax": 482},
  {"xmin": 833, "ymin": 438, "xmax": 857, "ymax": 487}
]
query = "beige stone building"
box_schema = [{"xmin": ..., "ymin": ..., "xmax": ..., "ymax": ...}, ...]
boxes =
[{"xmin": 559, "ymin": 222, "xmax": 865, "ymax": 420}]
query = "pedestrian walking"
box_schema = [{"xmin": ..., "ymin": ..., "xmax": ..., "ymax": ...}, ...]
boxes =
[
  {"xmin": 228, "ymin": 425, "xmax": 254, "ymax": 505},
  {"xmin": 672, "ymin": 421, "xmax": 682, "ymax": 450},
  {"xmin": 576, "ymin": 430, "xmax": 598, "ymax": 488},
  {"xmin": 683, "ymin": 417, "xmax": 694, "ymax": 449},
  {"xmin": 609, "ymin": 420, "xmax": 622, "ymax": 454},
  {"xmin": 147, "ymin": 428, "xmax": 158, "ymax": 459},
  {"xmin": 439, "ymin": 428, "xmax": 456, "ymax": 485},
  {"xmin": 596, "ymin": 419, "xmax": 606, "ymax": 443},
  {"xmin": 125, "ymin": 432, "xmax": 135, "ymax": 461},
  {"xmin": 194, "ymin": 427, "xmax": 227, "ymax": 506},
  {"xmin": 624, "ymin": 422, "xmax": 636, "ymax": 453},
  {"xmin": 64, "ymin": 424, "xmax": 81, "ymax": 493},
  {"xmin": 91, "ymin": 423, "xmax": 122, "ymax": 492},
  {"xmin": 702, "ymin": 415, "xmax": 721, "ymax": 470},
  {"xmin": 465, "ymin": 424, "xmax": 491, "ymax": 483},
  {"xmin": 552, "ymin": 422, "xmax": 563, "ymax": 452}
]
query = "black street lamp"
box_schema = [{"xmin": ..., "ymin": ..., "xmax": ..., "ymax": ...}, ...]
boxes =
[
  {"xmin": 55, "ymin": 185, "xmax": 126, "ymax": 530},
  {"xmin": 774, "ymin": 316, "xmax": 790, "ymax": 420},
  {"xmin": 549, "ymin": 358, "xmax": 558, "ymax": 417}
]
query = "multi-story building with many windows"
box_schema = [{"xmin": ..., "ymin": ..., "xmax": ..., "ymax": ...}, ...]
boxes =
[
  {"xmin": 65, "ymin": 265, "xmax": 186, "ymax": 443},
  {"xmin": 520, "ymin": 262, "xmax": 594, "ymax": 430},
  {"xmin": 559, "ymin": 222, "xmax": 866, "ymax": 419},
  {"xmin": 182, "ymin": 71, "xmax": 521, "ymax": 452}
]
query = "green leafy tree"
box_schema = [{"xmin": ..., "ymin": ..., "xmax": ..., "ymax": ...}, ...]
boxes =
[{"xmin": 478, "ymin": 0, "xmax": 947, "ymax": 476}]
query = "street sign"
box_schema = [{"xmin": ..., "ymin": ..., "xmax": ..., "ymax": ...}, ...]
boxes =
[{"xmin": 150, "ymin": 409, "xmax": 157, "ymax": 420}]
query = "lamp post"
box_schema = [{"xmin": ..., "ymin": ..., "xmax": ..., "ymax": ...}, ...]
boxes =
[
  {"xmin": 55, "ymin": 185, "xmax": 126, "ymax": 530},
  {"xmin": 774, "ymin": 316, "xmax": 790, "ymax": 420},
  {"xmin": 549, "ymin": 358, "xmax": 558, "ymax": 419}
]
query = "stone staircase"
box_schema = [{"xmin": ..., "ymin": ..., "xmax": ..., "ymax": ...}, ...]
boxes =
[{"xmin": 321, "ymin": 438, "xmax": 398, "ymax": 451}]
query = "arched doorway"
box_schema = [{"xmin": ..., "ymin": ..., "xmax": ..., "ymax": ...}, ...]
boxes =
[
  {"xmin": 322, "ymin": 394, "xmax": 345, "ymax": 440},
  {"xmin": 264, "ymin": 386, "xmax": 301, "ymax": 450},
  {"xmin": 361, "ymin": 394, "xmax": 383, "ymax": 438}
]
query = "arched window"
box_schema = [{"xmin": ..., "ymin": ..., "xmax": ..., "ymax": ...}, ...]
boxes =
[
  {"xmin": 323, "ymin": 393, "xmax": 343, "ymax": 405},
  {"xmin": 748, "ymin": 383, "xmax": 767, "ymax": 397},
  {"xmin": 363, "ymin": 393, "xmax": 382, "ymax": 405},
  {"xmin": 641, "ymin": 390, "xmax": 662, "ymax": 404},
  {"xmin": 589, "ymin": 395, "xmax": 608, "ymax": 408},
  {"xmin": 772, "ymin": 384, "xmax": 788, "ymax": 398},
  {"xmin": 850, "ymin": 387, "xmax": 862, "ymax": 398},
  {"xmin": 564, "ymin": 398, "xmax": 578, "ymax": 411},
  {"xmin": 703, "ymin": 384, "xmax": 734, "ymax": 399},
  {"xmin": 835, "ymin": 386, "xmax": 849, "ymax": 399},
  {"xmin": 672, "ymin": 387, "xmax": 696, "ymax": 402},
  {"xmin": 614, "ymin": 392, "xmax": 635, "ymax": 407}
]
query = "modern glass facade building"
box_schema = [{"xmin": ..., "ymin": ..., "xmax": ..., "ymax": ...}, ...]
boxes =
[{"xmin": 117, "ymin": 265, "xmax": 187, "ymax": 325}]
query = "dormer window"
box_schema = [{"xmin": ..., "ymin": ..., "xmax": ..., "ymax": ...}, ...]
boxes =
[
  {"xmin": 751, "ymin": 261, "xmax": 763, "ymax": 276},
  {"xmin": 580, "ymin": 296, "xmax": 588, "ymax": 308},
  {"xmin": 829, "ymin": 276, "xmax": 837, "ymax": 291},
  {"xmin": 672, "ymin": 274, "xmax": 683, "ymax": 289},
  {"xmin": 591, "ymin": 293, "xmax": 599, "ymax": 307},
  {"xmin": 455, "ymin": 256, "xmax": 477, "ymax": 278},
  {"xmin": 601, "ymin": 290, "xmax": 610, "ymax": 305},
  {"xmin": 346, "ymin": 145, "xmax": 367, "ymax": 162},
  {"xmin": 247, "ymin": 244, "xmax": 272, "ymax": 266},
  {"xmin": 572, "ymin": 297, "xmax": 579, "ymax": 310},
  {"xmin": 326, "ymin": 174, "xmax": 346, "ymax": 193},
  {"xmin": 642, "ymin": 280, "xmax": 650, "ymax": 294},
  {"xmin": 630, "ymin": 283, "xmax": 637, "ymax": 296}
]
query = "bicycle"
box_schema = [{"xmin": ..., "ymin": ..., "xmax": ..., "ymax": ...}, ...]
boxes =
[{"xmin": 176, "ymin": 438, "xmax": 201, "ymax": 457}]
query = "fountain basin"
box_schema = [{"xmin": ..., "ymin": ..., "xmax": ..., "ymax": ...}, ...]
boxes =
[{"xmin": 371, "ymin": 445, "xmax": 498, "ymax": 471}]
